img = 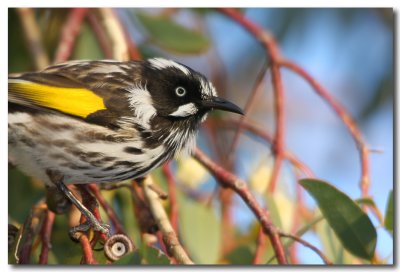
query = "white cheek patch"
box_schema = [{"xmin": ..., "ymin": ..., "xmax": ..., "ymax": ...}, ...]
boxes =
[
  {"xmin": 127, "ymin": 84, "xmax": 157, "ymax": 127},
  {"xmin": 169, "ymin": 103, "xmax": 198, "ymax": 117}
]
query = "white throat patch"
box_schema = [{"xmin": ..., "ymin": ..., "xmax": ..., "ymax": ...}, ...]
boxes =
[
  {"xmin": 148, "ymin": 58, "xmax": 191, "ymax": 76},
  {"xmin": 169, "ymin": 103, "xmax": 198, "ymax": 117}
]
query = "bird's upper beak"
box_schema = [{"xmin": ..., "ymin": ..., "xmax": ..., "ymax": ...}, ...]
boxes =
[{"xmin": 200, "ymin": 97, "xmax": 244, "ymax": 115}]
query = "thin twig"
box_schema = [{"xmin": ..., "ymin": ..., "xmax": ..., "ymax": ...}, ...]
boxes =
[
  {"xmin": 226, "ymin": 60, "xmax": 269, "ymax": 166},
  {"xmin": 39, "ymin": 210, "xmax": 56, "ymax": 264},
  {"xmin": 219, "ymin": 119, "xmax": 314, "ymax": 178},
  {"xmin": 16, "ymin": 8, "xmax": 50, "ymax": 69},
  {"xmin": 193, "ymin": 148, "xmax": 287, "ymax": 264},
  {"xmin": 162, "ymin": 164, "xmax": 179, "ymax": 233},
  {"xmin": 54, "ymin": 8, "xmax": 89, "ymax": 63},
  {"xmin": 218, "ymin": 8, "xmax": 286, "ymax": 194},
  {"xmin": 141, "ymin": 176, "xmax": 194, "ymax": 264},
  {"xmin": 17, "ymin": 202, "xmax": 47, "ymax": 264},
  {"xmin": 87, "ymin": 10, "xmax": 114, "ymax": 59},
  {"xmin": 279, "ymin": 231, "xmax": 333, "ymax": 265}
]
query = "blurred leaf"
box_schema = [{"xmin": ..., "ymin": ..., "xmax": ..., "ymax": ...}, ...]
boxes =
[
  {"xmin": 141, "ymin": 245, "xmax": 170, "ymax": 265},
  {"xmin": 250, "ymin": 164, "xmax": 271, "ymax": 193},
  {"xmin": 265, "ymin": 193, "xmax": 283, "ymax": 229},
  {"xmin": 225, "ymin": 245, "xmax": 253, "ymax": 264},
  {"xmin": 71, "ymin": 22, "xmax": 104, "ymax": 60},
  {"xmin": 135, "ymin": 11, "xmax": 210, "ymax": 54},
  {"xmin": 300, "ymin": 179, "xmax": 377, "ymax": 260},
  {"xmin": 176, "ymin": 157, "xmax": 209, "ymax": 189},
  {"xmin": 384, "ymin": 190, "xmax": 393, "ymax": 234},
  {"xmin": 179, "ymin": 194, "xmax": 221, "ymax": 264},
  {"xmin": 114, "ymin": 251, "xmax": 141, "ymax": 265}
]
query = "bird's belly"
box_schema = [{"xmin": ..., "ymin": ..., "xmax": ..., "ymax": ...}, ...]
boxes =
[{"xmin": 8, "ymin": 112, "xmax": 167, "ymax": 185}]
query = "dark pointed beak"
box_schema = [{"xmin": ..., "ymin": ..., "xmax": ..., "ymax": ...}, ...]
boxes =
[{"xmin": 200, "ymin": 97, "xmax": 244, "ymax": 115}]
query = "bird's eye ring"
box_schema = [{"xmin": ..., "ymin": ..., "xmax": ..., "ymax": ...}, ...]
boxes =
[{"xmin": 175, "ymin": 87, "xmax": 186, "ymax": 97}]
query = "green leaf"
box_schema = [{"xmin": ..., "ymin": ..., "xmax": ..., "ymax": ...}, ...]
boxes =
[
  {"xmin": 300, "ymin": 179, "xmax": 377, "ymax": 260},
  {"xmin": 179, "ymin": 193, "xmax": 221, "ymax": 264},
  {"xmin": 141, "ymin": 245, "xmax": 170, "ymax": 265},
  {"xmin": 384, "ymin": 190, "xmax": 393, "ymax": 234},
  {"xmin": 135, "ymin": 12, "xmax": 210, "ymax": 54}
]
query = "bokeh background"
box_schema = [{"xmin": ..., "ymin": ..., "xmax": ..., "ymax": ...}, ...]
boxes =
[{"xmin": 8, "ymin": 8, "xmax": 393, "ymax": 264}]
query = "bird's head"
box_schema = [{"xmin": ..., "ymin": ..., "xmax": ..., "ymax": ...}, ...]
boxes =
[{"xmin": 126, "ymin": 58, "xmax": 243, "ymax": 129}]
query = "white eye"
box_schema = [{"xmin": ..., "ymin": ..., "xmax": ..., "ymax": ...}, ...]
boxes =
[{"xmin": 175, "ymin": 86, "xmax": 186, "ymax": 97}]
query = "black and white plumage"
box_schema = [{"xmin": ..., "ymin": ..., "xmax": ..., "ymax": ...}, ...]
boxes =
[{"xmin": 8, "ymin": 58, "xmax": 243, "ymax": 186}]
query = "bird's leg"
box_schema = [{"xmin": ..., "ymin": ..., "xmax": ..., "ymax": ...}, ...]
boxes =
[{"xmin": 47, "ymin": 170, "xmax": 110, "ymax": 241}]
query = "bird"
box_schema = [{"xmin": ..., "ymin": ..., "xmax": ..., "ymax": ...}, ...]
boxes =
[{"xmin": 8, "ymin": 57, "xmax": 243, "ymax": 238}]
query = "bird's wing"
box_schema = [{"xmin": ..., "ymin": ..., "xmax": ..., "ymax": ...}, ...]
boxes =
[{"xmin": 8, "ymin": 60, "xmax": 137, "ymax": 130}]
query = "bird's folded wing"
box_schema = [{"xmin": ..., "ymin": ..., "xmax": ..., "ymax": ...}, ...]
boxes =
[{"xmin": 9, "ymin": 75, "xmax": 107, "ymax": 118}]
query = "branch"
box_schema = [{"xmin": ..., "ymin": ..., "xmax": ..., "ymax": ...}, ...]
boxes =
[
  {"xmin": 162, "ymin": 164, "xmax": 179, "ymax": 233},
  {"xmin": 193, "ymin": 148, "xmax": 287, "ymax": 264},
  {"xmin": 39, "ymin": 210, "xmax": 56, "ymax": 264},
  {"xmin": 279, "ymin": 60, "xmax": 370, "ymax": 197},
  {"xmin": 279, "ymin": 231, "xmax": 332, "ymax": 265},
  {"xmin": 54, "ymin": 8, "xmax": 89, "ymax": 63},
  {"xmin": 16, "ymin": 8, "xmax": 50, "ymax": 69},
  {"xmin": 141, "ymin": 176, "xmax": 194, "ymax": 264},
  {"xmin": 79, "ymin": 235, "xmax": 97, "ymax": 264}
]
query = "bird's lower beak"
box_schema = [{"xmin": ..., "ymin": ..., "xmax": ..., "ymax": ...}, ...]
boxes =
[{"xmin": 201, "ymin": 97, "xmax": 244, "ymax": 115}]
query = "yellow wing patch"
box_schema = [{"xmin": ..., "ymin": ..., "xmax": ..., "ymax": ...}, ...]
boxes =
[{"xmin": 9, "ymin": 80, "xmax": 106, "ymax": 118}]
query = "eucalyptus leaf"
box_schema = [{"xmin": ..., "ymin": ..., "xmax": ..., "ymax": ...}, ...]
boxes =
[{"xmin": 300, "ymin": 179, "xmax": 377, "ymax": 260}]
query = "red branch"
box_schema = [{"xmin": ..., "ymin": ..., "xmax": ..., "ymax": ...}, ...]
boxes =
[
  {"xmin": 253, "ymin": 230, "xmax": 267, "ymax": 264},
  {"xmin": 162, "ymin": 163, "xmax": 179, "ymax": 233},
  {"xmin": 218, "ymin": 8, "xmax": 286, "ymax": 194},
  {"xmin": 79, "ymin": 235, "xmax": 97, "ymax": 264},
  {"xmin": 193, "ymin": 148, "xmax": 287, "ymax": 264},
  {"xmin": 39, "ymin": 210, "xmax": 56, "ymax": 264},
  {"xmin": 280, "ymin": 60, "xmax": 370, "ymax": 197},
  {"xmin": 87, "ymin": 11, "xmax": 114, "ymax": 59},
  {"xmin": 54, "ymin": 8, "xmax": 89, "ymax": 63},
  {"xmin": 88, "ymin": 184, "xmax": 126, "ymax": 235},
  {"xmin": 218, "ymin": 8, "xmax": 370, "ymax": 198}
]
